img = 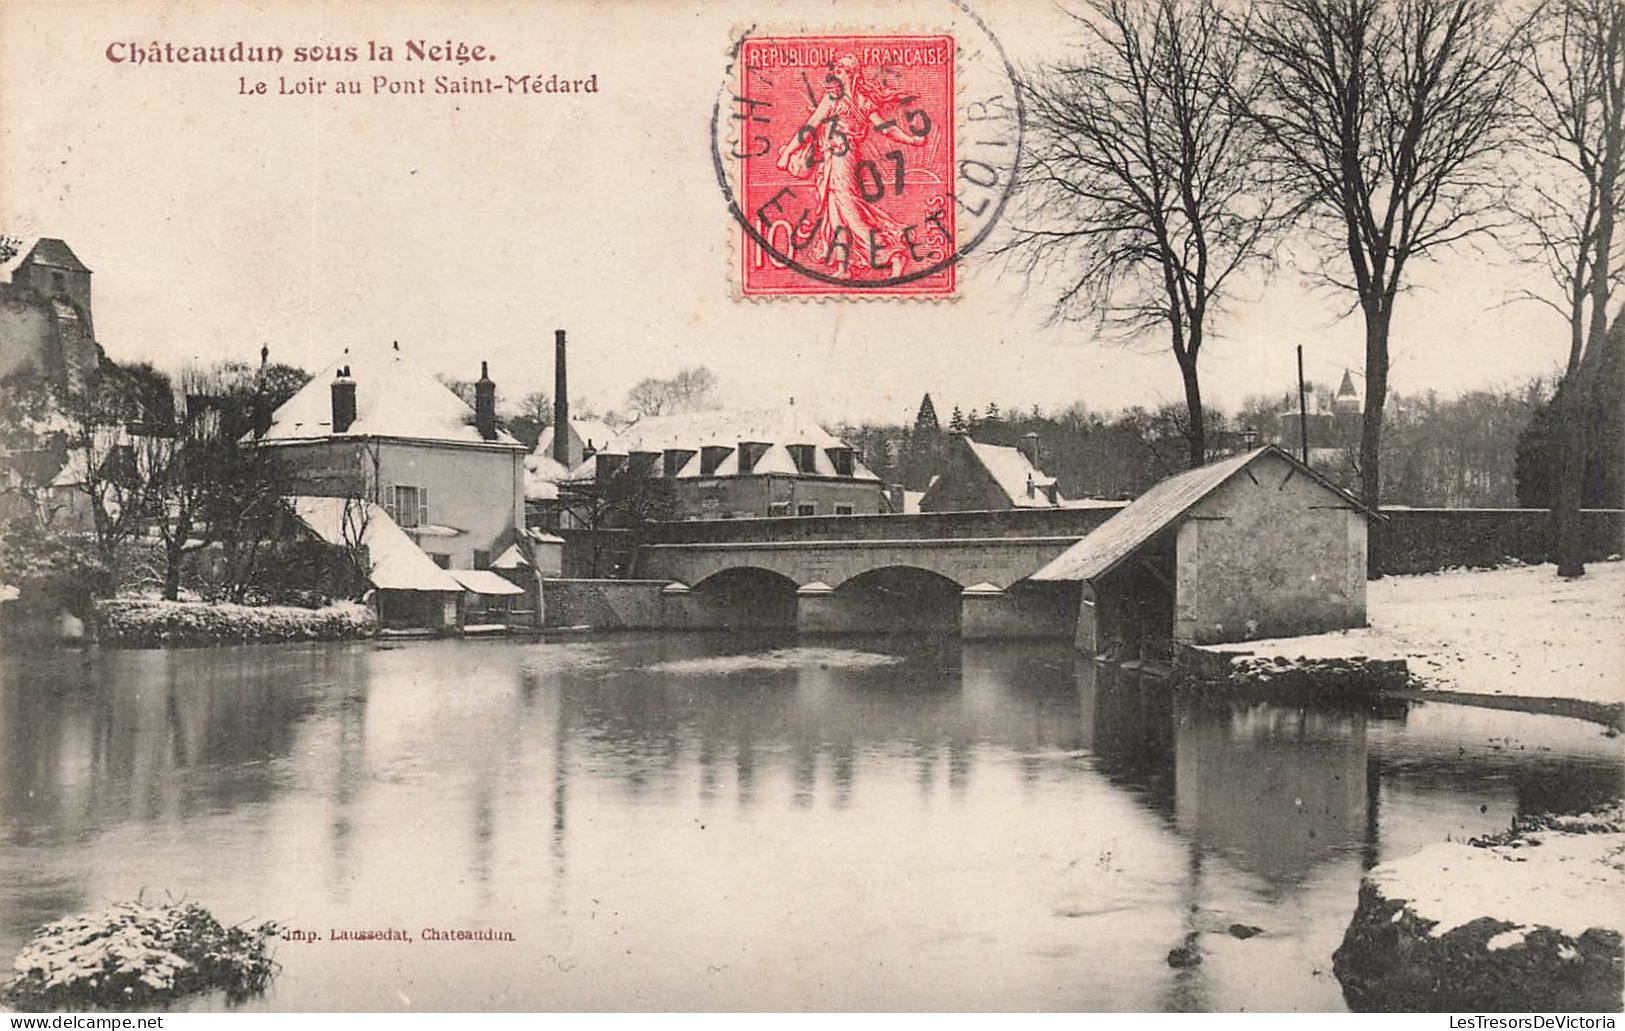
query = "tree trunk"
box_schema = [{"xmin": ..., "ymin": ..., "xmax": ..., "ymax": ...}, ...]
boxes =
[
  {"xmin": 1359, "ymin": 314, "xmax": 1391, "ymax": 510},
  {"xmin": 1180, "ymin": 357, "xmax": 1206, "ymax": 469},
  {"xmin": 1553, "ymin": 379, "xmax": 1589, "ymax": 578},
  {"xmin": 162, "ymin": 543, "xmax": 183, "ymax": 601}
]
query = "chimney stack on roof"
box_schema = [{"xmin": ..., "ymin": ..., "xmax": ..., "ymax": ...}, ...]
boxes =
[
  {"xmin": 553, "ymin": 329, "xmax": 570, "ymax": 466},
  {"xmin": 475, "ymin": 360, "xmax": 498, "ymax": 441},
  {"xmin": 331, "ymin": 365, "xmax": 356, "ymax": 433}
]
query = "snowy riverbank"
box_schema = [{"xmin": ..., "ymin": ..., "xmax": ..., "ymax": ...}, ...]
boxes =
[
  {"xmin": 1333, "ymin": 809, "xmax": 1625, "ymax": 1011},
  {"xmin": 1201, "ymin": 560, "xmax": 1625, "ymax": 707}
]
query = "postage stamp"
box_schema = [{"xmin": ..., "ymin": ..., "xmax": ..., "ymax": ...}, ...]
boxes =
[
  {"xmin": 712, "ymin": 10, "xmax": 1023, "ymax": 299},
  {"xmin": 734, "ymin": 35, "xmax": 957, "ymax": 297}
]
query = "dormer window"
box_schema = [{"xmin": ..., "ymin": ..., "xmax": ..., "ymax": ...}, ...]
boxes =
[
  {"xmin": 738, "ymin": 441, "xmax": 770, "ymax": 474},
  {"xmin": 826, "ymin": 447, "xmax": 855, "ymax": 477},
  {"xmin": 700, "ymin": 445, "xmax": 733, "ymax": 477},
  {"xmin": 787, "ymin": 444, "xmax": 817, "ymax": 474}
]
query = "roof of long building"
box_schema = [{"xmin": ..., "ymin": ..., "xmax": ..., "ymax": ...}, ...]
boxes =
[{"xmin": 528, "ymin": 408, "xmax": 879, "ymax": 483}]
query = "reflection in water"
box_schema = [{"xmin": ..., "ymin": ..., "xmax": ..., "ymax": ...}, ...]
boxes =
[{"xmin": 0, "ymin": 635, "xmax": 1618, "ymax": 1012}]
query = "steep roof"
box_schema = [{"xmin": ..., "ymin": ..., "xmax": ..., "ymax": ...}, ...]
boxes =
[
  {"xmin": 1030, "ymin": 446, "xmax": 1371, "ymax": 584},
  {"xmin": 605, "ymin": 407, "xmax": 846, "ymax": 453},
  {"xmin": 290, "ymin": 496, "xmax": 463, "ymax": 592},
  {"xmin": 1337, "ymin": 368, "xmax": 1358, "ymax": 397},
  {"xmin": 259, "ymin": 344, "xmax": 522, "ymax": 448},
  {"xmin": 21, "ymin": 238, "xmax": 91, "ymax": 273},
  {"xmin": 962, "ymin": 438, "xmax": 1062, "ymax": 508},
  {"xmin": 535, "ymin": 418, "xmax": 620, "ymax": 460}
]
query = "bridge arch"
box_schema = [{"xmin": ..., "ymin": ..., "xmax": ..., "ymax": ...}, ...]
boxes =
[
  {"xmin": 685, "ymin": 566, "xmax": 799, "ymax": 630},
  {"xmin": 817, "ymin": 565, "xmax": 964, "ymax": 636}
]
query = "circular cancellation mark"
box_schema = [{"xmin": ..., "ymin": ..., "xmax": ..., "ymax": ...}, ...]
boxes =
[{"xmin": 710, "ymin": 1, "xmax": 1025, "ymax": 298}]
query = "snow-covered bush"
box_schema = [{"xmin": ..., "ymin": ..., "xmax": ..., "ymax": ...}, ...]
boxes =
[
  {"xmin": 2, "ymin": 899, "xmax": 280, "ymax": 1010},
  {"xmin": 96, "ymin": 598, "xmax": 376, "ymax": 647}
]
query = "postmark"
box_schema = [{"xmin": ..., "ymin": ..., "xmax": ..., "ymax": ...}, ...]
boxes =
[{"xmin": 710, "ymin": 3, "xmax": 1023, "ymax": 299}]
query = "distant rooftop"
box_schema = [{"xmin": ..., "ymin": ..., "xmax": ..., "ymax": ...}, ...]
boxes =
[
  {"xmin": 20, "ymin": 238, "xmax": 91, "ymax": 273},
  {"xmin": 962, "ymin": 438, "xmax": 1063, "ymax": 508}
]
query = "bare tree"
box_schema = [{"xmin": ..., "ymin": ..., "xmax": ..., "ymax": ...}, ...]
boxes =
[
  {"xmin": 1510, "ymin": 0, "xmax": 1625, "ymax": 576},
  {"xmin": 624, "ymin": 367, "xmax": 719, "ymax": 419},
  {"xmin": 334, "ymin": 492, "xmax": 376, "ymax": 599},
  {"xmin": 1239, "ymin": 0, "xmax": 1526, "ymax": 505},
  {"xmin": 1003, "ymin": 0, "xmax": 1283, "ymax": 468},
  {"xmin": 61, "ymin": 377, "xmax": 146, "ymax": 576}
]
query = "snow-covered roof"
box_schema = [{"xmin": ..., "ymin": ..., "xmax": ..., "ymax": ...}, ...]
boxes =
[
  {"xmin": 962, "ymin": 438, "xmax": 1063, "ymax": 508},
  {"xmin": 490, "ymin": 543, "xmax": 531, "ymax": 569},
  {"xmin": 606, "ymin": 407, "xmax": 846, "ymax": 454},
  {"xmin": 447, "ymin": 568, "xmax": 525, "ymax": 596},
  {"xmin": 290, "ymin": 495, "xmax": 463, "ymax": 592},
  {"xmin": 536, "ymin": 419, "xmax": 619, "ymax": 459},
  {"xmin": 259, "ymin": 344, "xmax": 522, "ymax": 449}
]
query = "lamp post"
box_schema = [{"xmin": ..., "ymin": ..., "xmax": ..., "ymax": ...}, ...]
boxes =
[{"xmin": 1296, "ymin": 344, "xmax": 1310, "ymax": 465}]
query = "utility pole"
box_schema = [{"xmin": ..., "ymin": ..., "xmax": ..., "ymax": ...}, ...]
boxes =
[{"xmin": 1296, "ymin": 344, "xmax": 1310, "ymax": 465}]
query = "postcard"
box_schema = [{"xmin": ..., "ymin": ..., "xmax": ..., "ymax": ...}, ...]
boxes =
[{"xmin": 0, "ymin": 0, "xmax": 1620, "ymax": 1016}]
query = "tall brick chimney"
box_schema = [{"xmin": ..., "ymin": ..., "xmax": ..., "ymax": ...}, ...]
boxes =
[
  {"xmin": 553, "ymin": 329, "xmax": 570, "ymax": 466},
  {"xmin": 331, "ymin": 365, "xmax": 356, "ymax": 433},
  {"xmin": 475, "ymin": 360, "xmax": 497, "ymax": 441}
]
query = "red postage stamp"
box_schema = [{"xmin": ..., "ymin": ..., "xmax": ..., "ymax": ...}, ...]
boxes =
[{"xmin": 733, "ymin": 35, "xmax": 957, "ymax": 297}]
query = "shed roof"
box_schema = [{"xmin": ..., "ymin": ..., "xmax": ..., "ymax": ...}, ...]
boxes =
[
  {"xmin": 1030, "ymin": 446, "xmax": 1371, "ymax": 584},
  {"xmin": 259, "ymin": 344, "xmax": 522, "ymax": 448},
  {"xmin": 290, "ymin": 495, "xmax": 463, "ymax": 592}
]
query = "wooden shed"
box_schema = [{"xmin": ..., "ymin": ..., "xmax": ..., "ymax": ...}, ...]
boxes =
[{"xmin": 1030, "ymin": 446, "xmax": 1375, "ymax": 660}]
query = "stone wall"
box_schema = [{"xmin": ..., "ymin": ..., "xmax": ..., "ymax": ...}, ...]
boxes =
[
  {"xmin": 1371, "ymin": 508, "xmax": 1624, "ymax": 575},
  {"xmin": 540, "ymin": 578, "xmax": 670, "ymax": 629},
  {"xmin": 1175, "ymin": 450, "xmax": 1367, "ymax": 644}
]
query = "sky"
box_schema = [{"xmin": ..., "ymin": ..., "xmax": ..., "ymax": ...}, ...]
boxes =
[{"xmin": 0, "ymin": 0, "xmax": 1573, "ymax": 430}]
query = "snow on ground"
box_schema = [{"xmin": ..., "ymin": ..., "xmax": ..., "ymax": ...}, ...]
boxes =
[
  {"xmin": 1367, "ymin": 831, "xmax": 1625, "ymax": 947},
  {"xmin": 1205, "ymin": 560, "xmax": 1625, "ymax": 705}
]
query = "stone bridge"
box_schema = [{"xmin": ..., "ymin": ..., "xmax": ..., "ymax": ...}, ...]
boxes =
[{"xmin": 627, "ymin": 506, "xmax": 1125, "ymax": 637}]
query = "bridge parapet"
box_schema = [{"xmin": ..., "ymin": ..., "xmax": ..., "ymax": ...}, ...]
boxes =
[
  {"xmin": 645, "ymin": 503, "xmax": 1125, "ymax": 545},
  {"xmin": 639, "ymin": 534, "xmax": 1084, "ymax": 591}
]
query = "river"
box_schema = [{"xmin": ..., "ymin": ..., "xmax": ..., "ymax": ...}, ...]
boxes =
[{"xmin": 0, "ymin": 633, "xmax": 1619, "ymax": 1011}]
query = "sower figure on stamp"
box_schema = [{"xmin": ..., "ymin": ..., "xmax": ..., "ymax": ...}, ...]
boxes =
[{"xmin": 776, "ymin": 54, "xmax": 927, "ymax": 278}]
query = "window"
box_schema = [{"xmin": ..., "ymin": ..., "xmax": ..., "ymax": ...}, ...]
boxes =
[
  {"xmin": 431, "ymin": 553, "xmax": 450, "ymax": 569},
  {"xmin": 768, "ymin": 501, "xmax": 791, "ymax": 517},
  {"xmin": 826, "ymin": 447, "xmax": 855, "ymax": 477},
  {"xmin": 787, "ymin": 444, "xmax": 817, "ymax": 474},
  {"xmin": 392, "ymin": 485, "xmax": 428, "ymax": 528},
  {"xmin": 797, "ymin": 502, "xmax": 816, "ymax": 517},
  {"xmin": 834, "ymin": 504, "xmax": 854, "ymax": 516},
  {"xmin": 474, "ymin": 549, "xmax": 490, "ymax": 570}
]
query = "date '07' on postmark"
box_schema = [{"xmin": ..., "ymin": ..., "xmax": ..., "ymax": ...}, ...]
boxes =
[{"xmin": 732, "ymin": 35, "xmax": 957, "ymax": 297}]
